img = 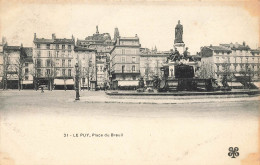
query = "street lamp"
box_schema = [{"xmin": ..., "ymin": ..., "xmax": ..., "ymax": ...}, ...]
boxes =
[{"xmin": 75, "ymin": 63, "xmax": 80, "ymax": 100}]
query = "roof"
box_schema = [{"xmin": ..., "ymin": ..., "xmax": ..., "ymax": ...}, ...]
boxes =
[
  {"xmin": 53, "ymin": 38, "xmax": 74, "ymax": 44},
  {"xmin": 34, "ymin": 38, "xmax": 74, "ymax": 44},
  {"xmin": 251, "ymin": 49, "xmax": 260, "ymax": 54},
  {"xmin": 4, "ymin": 46, "xmax": 21, "ymax": 51},
  {"xmin": 220, "ymin": 43, "xmax": 250, "ymax": 51},
  {"xmin": 204, "ymin": 46, "xmax": 232, "ymax": 53},
  {"xmin": 33, "ymin": 38, "xmax": 54, "ymax": 43},
  {"xmin": 119, "ymin": 37, "xmax": 139, "ymax": 41}
]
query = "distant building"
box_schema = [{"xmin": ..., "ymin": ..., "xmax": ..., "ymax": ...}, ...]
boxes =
[
  {"xmin": 74, "ymin": 47, "xmax": 97, "ymax": 90},
  {"xmin": 140, "ymin": 48, "xmax": 169, "ymax": 85},
  {"xmin": 21, "ymin": 47, "xmax": 34, "ymax": 89},
  {"xmin": 200, "ymin": 42, "xmax": 260, "ymax": 83},
  {"xmin": 33, "ymin": 33, "xmax": 75, "ymax": 90},
  {"xmin": 76, "ymin": 26, "xmax": 115, "ymax": 89},
  {"xmin": 3, "ymin": 45, "xmax": 21, "ymax": 89},
  {"xmin": 110, "ymin": 35, "xmax": 141, "ymax": 89}
]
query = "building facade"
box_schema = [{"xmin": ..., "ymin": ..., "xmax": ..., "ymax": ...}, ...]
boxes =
[
  {"xmin": 200, "ymin": 42, "xmax": 260, "ymax": 83},
  {"xmin": 74, "ymin": 47, "xmax": 97, "ymax": 90},
  {"xmin": 33, "ymin": 33, "xmax": 75, "ymax": 90},
  {"xmin": 110, "ymin": 35, "xmax": 141, "ymax": 89},
  {"xmin": 140, "ymin": 48, "xmax": 169, "ymax": 85},
  {"xmin": 0, "ymin": 40, "xmax": 4, "ymax": 88},
  {"xmin": 76, "ymin": 26, "xmax": 115, "ymax": 89}
]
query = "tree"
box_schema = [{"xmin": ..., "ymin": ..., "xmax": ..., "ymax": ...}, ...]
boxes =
[
  {"xmin": 14, "ymin": 57, "xmax": 26, "ymax": 91},
  {"xmin": 2, "ymin": 51, "xmax": 10, "ymax": 90}
]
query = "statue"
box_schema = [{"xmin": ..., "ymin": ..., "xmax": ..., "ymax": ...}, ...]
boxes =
[{"xmin": 174, "ymin": 20, "xmax": 183, "ymax": 43}]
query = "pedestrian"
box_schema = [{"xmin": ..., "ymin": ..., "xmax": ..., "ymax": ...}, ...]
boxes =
[{"xmin": 41, "ymin": 86, "xmax": 44, "ymax": 93}]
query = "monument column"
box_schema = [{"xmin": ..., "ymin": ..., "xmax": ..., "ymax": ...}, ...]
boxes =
[{"xmin": 174, "ymin": 20, "xmax": 185, "ymax": 54}]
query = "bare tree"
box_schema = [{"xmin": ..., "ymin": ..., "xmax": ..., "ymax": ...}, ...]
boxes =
[
  {"xmin": 2, "ymin": 51, "xmax": 11, "ymax": 90},
  {"xmin": 14, "ymin": 57, "xmax": 26, "ymax": 91}
]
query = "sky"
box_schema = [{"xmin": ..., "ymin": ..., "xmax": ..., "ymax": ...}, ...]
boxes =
[{"xmin": 0, "ymin": 1, "xmax": 259, "ymax": 54}]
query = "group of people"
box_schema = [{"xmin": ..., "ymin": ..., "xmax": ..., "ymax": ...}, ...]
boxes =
[{"xmin": 167, "ymin": 47, "xmax": 194, "ymax": 62}]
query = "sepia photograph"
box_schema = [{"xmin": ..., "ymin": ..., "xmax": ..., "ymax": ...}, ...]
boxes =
[{"xmin": 0, "ymin": 0, "xmax": 259, "ymax": 164}]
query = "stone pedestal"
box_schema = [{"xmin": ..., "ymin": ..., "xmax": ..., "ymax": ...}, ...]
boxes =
[{"xmin": 174, "ymin": 43, "xmax": 185, "ymax": 55}]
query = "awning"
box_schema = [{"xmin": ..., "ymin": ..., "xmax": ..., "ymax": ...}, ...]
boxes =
[
  {"xmin": 54, "ymin": 79, "xmax": 74, "ymax": 85},
  {"xmin": 118, "ymin": 80, "xmax": 139, "ymax": 86},
  {"xmin": 54, "ymin": 79, "xmax": 65, "ymax": 85},
  {"xmin": 253, "ymin": 82, "xmax": 260, "ymax": 88},
  {"xmin": 66, "ymin": 79, "xmax": 74, "ymax": 85},
  {"xmin": 22, "ymin": 80, "xmax": 33, "ymax": 84},
  {"xmin": 227, "ymin": 82, "xmax": 244, "ymax": 87}
]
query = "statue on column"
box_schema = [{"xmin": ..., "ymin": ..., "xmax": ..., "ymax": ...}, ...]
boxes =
[{"xmin": 174, "ymin": 20, "xmax": 183, "ymax": 43}]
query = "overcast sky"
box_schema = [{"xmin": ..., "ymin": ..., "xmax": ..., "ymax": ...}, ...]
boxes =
[{"xmin": 0, "ymin": 1, "xmax": 259, "ymax": 54}]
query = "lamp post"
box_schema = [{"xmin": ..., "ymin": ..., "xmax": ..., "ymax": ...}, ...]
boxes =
[{"xmin": 75, "ymin": 63, "xmax": 80, "ymax": 100}]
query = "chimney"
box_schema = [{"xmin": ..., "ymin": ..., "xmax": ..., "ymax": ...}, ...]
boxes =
[
  {"xmin": 34, "ymin": 33, "xmax": 36, "ymax": 39},
  {"xmin": 21, "ymin": 43, "xmax": 23, "ymax": 47},
  {"xmin": 210, "ymin": 44, "xmax": 212, "ymax": 47},
  {"xmin": 135, "ymin": 34, "xmax": 138, "ymax": 37},
  {"xmin": 52, "ymin": 33, "xmax": 56, "ymax": 39},
  {"xmin": 243, "ymin": 41, "xmax": 245, "ymax": 46}
]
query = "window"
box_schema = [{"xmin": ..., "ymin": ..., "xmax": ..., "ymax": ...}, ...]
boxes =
[
  {"xmin": 132, "ymin": 65, "xmax": 135, "ymax": 72},
  {"xmin": 37, "ymin": 51, "xmax": 41, "ymax": 57},
  {"xmin": 46, "ymin": 59, "xmax": 51, "ymax": 67},
  {"xmin": 62, "ymin": 59, "xmax": 65, "ymax": 67},
  {"xmin": 56, "ymin": 44, "xmax": 59, "ymax": 49},
  {"xmin": 25, "ymin": 68, "xmax": 29, "ymax": 74},
  {"xmin": 68, "ymin": 51, "xmax": 72, "ymax": 57},
  {"xmin": 56, "ymin": 51, "xmax": 59, "ymax": 57},
  {"xmin": 25, "ymin": 76, "xmax": 29, "ymax": 80},
  {"xmin": 68, "ymin": 45, "xmax": 71, "ymax": 50},
  {"xmin": 68, "ymin": 60, "xmax": 71, "ymax": 67},
  {"xmin": 62, "ymin": 69, "xmax": 66, "ymax": 76},
  {"xmin": 122, "ymin": 49, "xmax": 125, "ymax": 54},
  {"xmin": 121, "ymin": 57, "xmax": 126, "ymax": 62},
  {"xmin": 217, "ymin": 65, "xmax": 219, "ymax": 71},
  {"xmin": 55, "ymin": 59, "xmax": 59, "ymax": 66},
  {"xmin": 56, "ymin": 69, "xmax": 60, "ymax": 76},
  {"xmin": 46, "ymin": 69, "xmax": 50, "ymax": 76},
  {"xmin": 37, "ymin": 44, "xmax": 40, "ymax": 48},
  {"xmin": 25, "ymin": 63, "xmax": 29, "ymax": 67},
  {"xmin": 68, "ymin": 69, "xmax": 71, "ymax": 77},
  {"xmin": 36, "ymin": 59, "xmax": 41, "ymax": 67},
  {"xmin": 62, "ymin": 45, "xmax": 65, "ymax": 49},
  {"xmin": 37, "ymin": 69, "xmax": 41, "ymax": 76},
  {"xmin": 46, "ymin": 44, "xmax": 50, "ymax": 49},
  {"xmin": 48, "ymin": 51, "xmax": 51, "ymax": 57},
  {"xmin": 132, "ymin": 57, "xmax": 136, "ymax": 63},
  {"xmin": 122, "ymin": 65, "xmax": 125, "ymax": 73},
  {"xmin": 133, "ymin": 76, "xmax": 136, "ymax": 80},
  {"xmin": 62, "ymin": 51, "xmax": 65, "ymax": 57}
]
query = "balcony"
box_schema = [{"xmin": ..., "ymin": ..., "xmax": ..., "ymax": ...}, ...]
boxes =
[{"xmin": 111, "ymin": 70, "xmax": 140, "ymax": 74}]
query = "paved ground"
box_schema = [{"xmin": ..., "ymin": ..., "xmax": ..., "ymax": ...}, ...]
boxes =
[{"xmin": 0, "ymin": 90, "xmax": 259, "ymax": 165}]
